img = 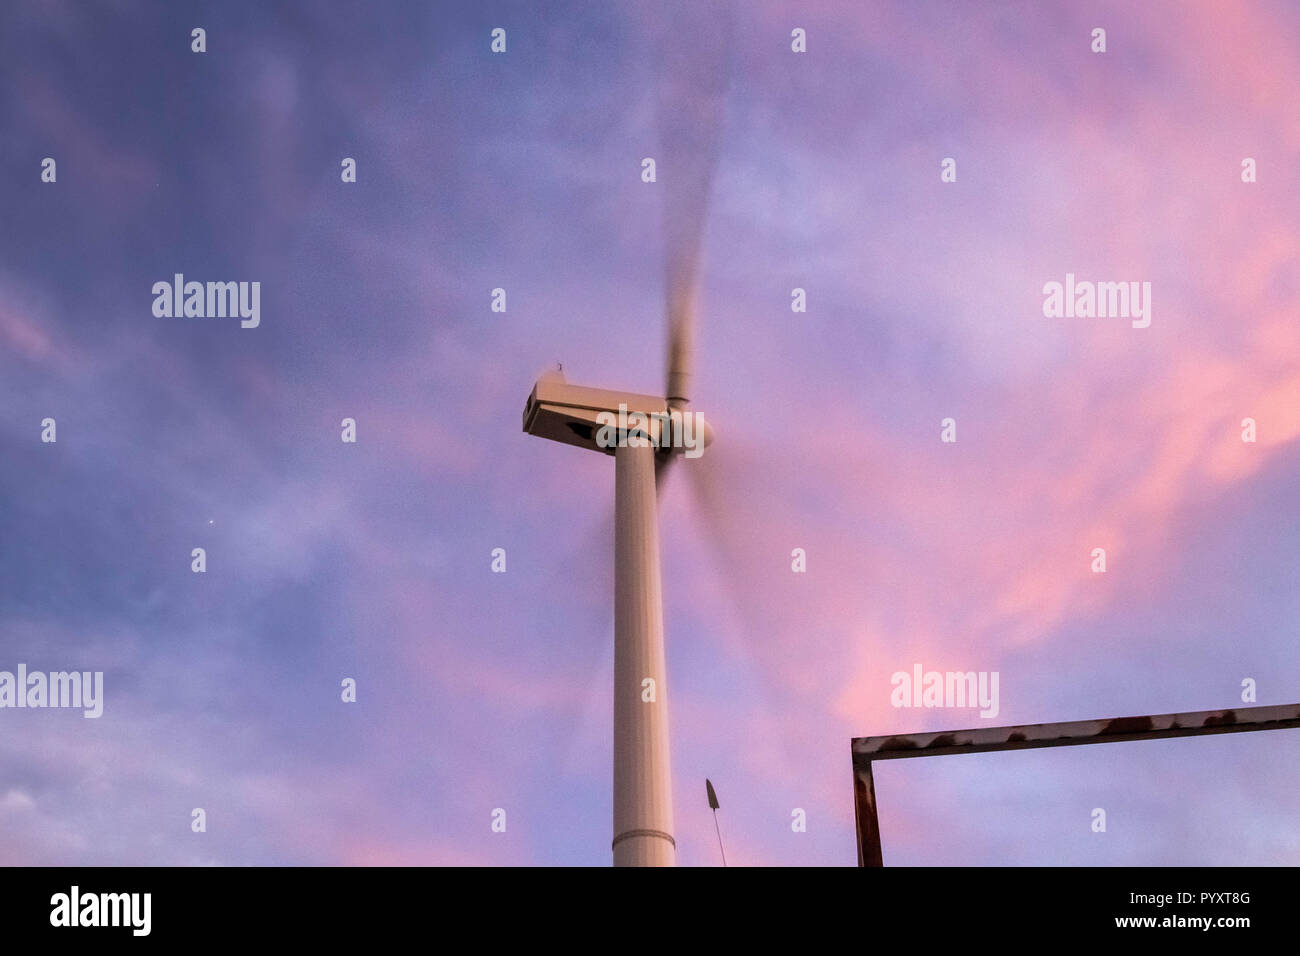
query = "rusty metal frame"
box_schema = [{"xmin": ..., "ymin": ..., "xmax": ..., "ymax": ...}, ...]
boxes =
[{"xmin": 851, "ymin": 702, "xmax": 1300, "ymax": 866}]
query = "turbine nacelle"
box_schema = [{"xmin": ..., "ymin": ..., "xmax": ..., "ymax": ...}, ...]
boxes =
[{"xmin": 523, "ymin": 369, "xmax": 712, "ymax": 459}]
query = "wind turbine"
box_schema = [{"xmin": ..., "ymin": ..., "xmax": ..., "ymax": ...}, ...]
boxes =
[{"xmin": 521, "ymin": 4, "xmax": 730, "ymax": 867}]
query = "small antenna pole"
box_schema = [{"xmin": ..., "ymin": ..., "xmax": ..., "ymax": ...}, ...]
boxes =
[{"xmin": 705, "ymin": 778, "xmax": 727, "ymax": 866}]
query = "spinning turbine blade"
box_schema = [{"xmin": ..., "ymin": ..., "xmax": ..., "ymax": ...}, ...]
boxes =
[
  {"xmin": 681, "ymin": 429, "xmax": 787, "ymax": 704},
  {"xmin": 658, "ymin": 2, "xmax": 732, "ymax": 413}
]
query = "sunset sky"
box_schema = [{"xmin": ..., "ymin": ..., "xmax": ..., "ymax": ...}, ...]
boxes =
[{"xmin": 2, "ymin": 0, "xmax": 1298, "ymax": 866}]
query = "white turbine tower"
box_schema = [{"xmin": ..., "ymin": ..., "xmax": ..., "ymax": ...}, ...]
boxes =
[{"xmin": 521, "ymin": 4, "xmax": 729, "ymax": 867}]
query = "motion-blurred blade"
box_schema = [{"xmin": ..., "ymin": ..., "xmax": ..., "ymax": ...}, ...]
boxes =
[
  {"xmin": 679, "ymin": 431, "xmax": 787, "ymax": 706},
  {"xmin": 684, "ymin": 439, "xmax": 763, "ymax": 622},
  {"xmin": 657, "ymin": 2, "xmax": 733, "ymax": 409},
  {"xmin": 545, "ymin": 506, "xmax": 616, "ymax": 770}
]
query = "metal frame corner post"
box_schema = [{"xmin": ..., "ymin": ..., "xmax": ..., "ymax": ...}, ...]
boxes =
[{"xmin": 853, "ymin": 755, "xmax": 883, "ymax": 867}]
